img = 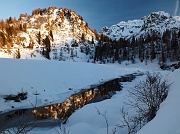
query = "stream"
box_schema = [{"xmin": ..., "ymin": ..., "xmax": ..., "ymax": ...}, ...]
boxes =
[{"xmin": 0, "ymin": 72, "xmax": 143, "ymax": 131}]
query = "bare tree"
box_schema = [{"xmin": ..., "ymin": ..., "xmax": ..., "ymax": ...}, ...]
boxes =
[
  {"xmin": 128, "ymin": 71, "xmax": 170, "ymax": 122},
  {"xmin": 55, "ymin": 122, "xmax": 70, "ymax": 134},
  {"xmin": 118, "ymin": 107, "xmax": 143, "ymax": 134},
  {"xmin": 95, "ymin": 107, "xmax": 117, "ymax": 134},
  {"xmin": 0, "ymin": 112, "xmax": 36, "ymax": 134},
  {"xmin": 119, "ymin": 71, "xmax": 170, "ymax": 134}
]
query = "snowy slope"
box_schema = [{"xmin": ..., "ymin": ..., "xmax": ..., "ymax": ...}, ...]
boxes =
[
  {"xmin": 136, "ymin": 69, "xmax": 180, "ymax": 134},
  {"xmin": 1, "ymin": 58, "xmax": 179, "ymax": 134},
  {"xmin": 101, "ymin": 11, "xmax": 180, "ymax": 40},
  {"xmin": 24, "ymin": 61, "xmax": 170, "ymax": 134}
]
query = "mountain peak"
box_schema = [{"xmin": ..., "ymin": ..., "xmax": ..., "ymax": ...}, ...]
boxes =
[
  {"xmin": 1, "ymin": 7, "xmax": 95, "ymax": 48},
  {"xmin": 142, "ymin": 11, "xmax": 171, "ymax": 27},
  {"xmin": 101, "ymin": 11, "xmax": 180, "ymax": 40},
  {"xmin": 144, "ymin": 11, "xmax": 170, "ymax": 19}
]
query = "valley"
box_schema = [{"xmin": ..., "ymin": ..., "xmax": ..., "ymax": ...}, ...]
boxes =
[{"xmin": 0, "ymin": 6, "xmax": 180, "ymax": 134}]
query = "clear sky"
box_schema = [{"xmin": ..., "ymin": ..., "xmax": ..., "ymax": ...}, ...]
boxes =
[{"xmin": 0, "ymin": 0, "xmax": 179, "ymax": 31}]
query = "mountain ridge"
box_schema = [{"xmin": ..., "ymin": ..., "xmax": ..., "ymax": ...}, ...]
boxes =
[
  {"xmin": 0, "ymin": 7, "xmax": 94, "ymax": 47},
  {"xmin": 0, "ymin": 9, "xmax": 180, "ymax": 65},
  {"xmin": 0, "ymin": 7, "xmax": 96, "ymax": 60},
  {"xmin": 101, "ymin": 11, "xmax": 180, "ymax": 41}
]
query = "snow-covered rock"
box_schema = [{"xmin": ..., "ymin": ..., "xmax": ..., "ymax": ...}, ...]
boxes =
[
  {"xmin": 0, "ymin": 7, "xmax": 95, "ymax": 60},
  {"xmin": 101, "ymin": 11, "xmax": 180, "ymax": 40}
]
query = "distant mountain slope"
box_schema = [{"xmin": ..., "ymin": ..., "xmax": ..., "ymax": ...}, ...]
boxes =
[{"xmin": 101, "ymin": 11, "xmax": 180, "ymax": 40}]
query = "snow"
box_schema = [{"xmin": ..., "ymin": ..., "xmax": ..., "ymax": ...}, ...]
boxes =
[
  {"xmin": 0, "ymin": 8, "xmax": 180, "ymax": 134},
  {"xmin": 63, "ymin": 67, "xmax": 171, "ymax": 134},
  {"xmin": 0, "ymin": 59, "xmax": 148, "ymax": 113},
  {"xmin": 101, "ymin": 11, "xmax": 180, "ymax": 40},
  {"xmin": 0, "ymin": 57, "xmax": 179, "ymax": 134},
  {"xmin": 101, "ymin": 19, "xmax": 143, "ymax": 40},
  {"xmin": 0, "ymin": 59, "xmax": 163, "ymax": 134},
  {"xmin": 137, "ymin": 69, "xmax": 180, "ymax": 134}
]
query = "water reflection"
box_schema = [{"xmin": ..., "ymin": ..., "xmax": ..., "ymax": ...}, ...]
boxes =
[
  {"xmin": 0, "ymin": 73, "xmax": 142, "ymax": 129},
  {"xmin": 32, "ymin": 73, "xmax": 138, "ymax": 121}
]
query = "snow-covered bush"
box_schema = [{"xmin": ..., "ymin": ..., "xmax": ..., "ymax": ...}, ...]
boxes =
[{"xmin": 121, "ymin": 71, "xmax": 170, "ymax": 134}]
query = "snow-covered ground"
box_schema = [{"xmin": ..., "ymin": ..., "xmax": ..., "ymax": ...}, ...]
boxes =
[
  {"xmin": 0, "ymin": 58, "xmax": 155, "ymax": 113},
  {"xmin": 137, "ymin": 69, "xmax": 180, "ymax": 134},
  {"xmin": 0, "ymin": 58, "xmax": 179, "ymax": 134}
]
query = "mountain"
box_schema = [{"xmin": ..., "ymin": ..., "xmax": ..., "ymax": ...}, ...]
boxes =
[
  {"xmin": 0, "ymin": 7, "xmax": 96, "ymax": 60},
  {"xmin": 20, "ymin": 7, "xmax": 95, "ymax": 45},
  {"xmin": 101, "ymin": 11, "xmax": 180, "ymax": 40},
  {"xmin": 0, "ymin": 8, "xmax": 180, "ymax": 134},
  {"xmin": 95, "ymin": 11, "xmax": 180, "ymax": 65},
  {"xmin": 0, "ymin": 9, "xmax": 180, "ymax": 65}
]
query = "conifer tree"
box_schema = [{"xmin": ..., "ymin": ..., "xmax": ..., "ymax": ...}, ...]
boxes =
[
  {"xmin": 81, "ymin": 33, "xmax": 85, "ymax": 42},
  {"xmin": 94, "ymin": 29, "xmax": 99, "ymax": 40},
  {"xmin": 15, "ymin": 49, "xmax": 21, "ymax": 59},
  {"xmin": 43, "ymin": 35, "xmax": 51, "ymax": 59},
  {"xmin": 150, "ymin": 44, "xmax": 156, "ymax": 62},
  {"xmin": 49, "ymin": 30, "xmax": 54, "ymax": 42},
  {"xmin": 36, "ymin": 31, "xmax": 41, "ymax": 45},
  {"xmin": 161, "ymin": 52, "xmax": 166, "ymax": 64},
  {"xmin": 0, "ymin": 32, "xmax": 6, "ymax": 47}
]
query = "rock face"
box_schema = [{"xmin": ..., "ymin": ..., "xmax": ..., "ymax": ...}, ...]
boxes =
[
  {"xmin": 101, "ymin": 11, "xmax": 180, "ymax": 40},
  {"xmin": 19, "ymin": 7, "xmax": 95, "ymax": 46},
  {"xmin": 0, "ymin": 8, "xmax": 90, "ymax": 50},
  {"xmin": 0, "ymin": 7, "xmax": 96, "ymax": 60}
]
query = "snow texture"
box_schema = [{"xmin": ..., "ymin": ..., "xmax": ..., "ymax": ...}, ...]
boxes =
[{"xmin": 101, "ymin": 11, "xmax": 180, "ymax": 40}]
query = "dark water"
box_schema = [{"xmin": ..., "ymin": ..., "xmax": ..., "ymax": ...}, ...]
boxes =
[{"xmin": 0, "ymin": 72, "xmax": 142, "ymax": 130}]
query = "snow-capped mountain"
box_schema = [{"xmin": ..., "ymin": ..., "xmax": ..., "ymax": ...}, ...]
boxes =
[
  {"xmin": 0, "ymin": 7, "xmax": 95, "ymax": 60},
  {"xmin": 20, "ymin": 7, "xmax": 95, "ymax": 46},
  {"xmin": 0, "ymin": 8, "xmax": 180, "ymax": 134},
  {"xmin": 101, "ymin": 11, "xmax": 180, "ymax": 40}
]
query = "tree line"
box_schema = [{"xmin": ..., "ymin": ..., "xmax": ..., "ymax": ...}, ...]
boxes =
[{"xmin": 94, "ymin": 29, "xmax": 180, "ymax": 66}]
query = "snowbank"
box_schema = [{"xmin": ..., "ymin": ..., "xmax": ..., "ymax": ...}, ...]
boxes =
[{"xmin": 137, "ymin": 69, "xmax": 180, "ymax": 134}]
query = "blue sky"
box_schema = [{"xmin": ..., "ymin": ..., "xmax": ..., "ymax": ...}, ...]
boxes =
[{"xmin": 0, "ymin": 0, "xmax": 179, "ymax": 31}]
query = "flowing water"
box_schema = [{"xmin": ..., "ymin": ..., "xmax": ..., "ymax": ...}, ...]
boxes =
[{"xmin": 0, "ymin": 72, "xmax": 143, "ymax": 130}]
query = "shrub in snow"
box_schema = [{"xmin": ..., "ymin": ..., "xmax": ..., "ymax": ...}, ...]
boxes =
[
  {"xmin": 121, "ymin": 71, "xmax": 170, "ymax": 134},
  {"xmin": 4, "ymin": 91, "xmax": 28, "ymax": 102}
]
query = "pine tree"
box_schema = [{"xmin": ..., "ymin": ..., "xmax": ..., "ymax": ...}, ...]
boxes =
[
  {"xmin": 114, "ymin": 48, "xmax": 119, "ymax": 61},
  {"xmin": 94, "ymin": 29, "xmax": 99, "ymax": 40},
  {"xmin": 91, "ymin": 36, "xmax": 94, "ymax": 44},
  {"xmin": 43, "ymin": 36, "xmax": 51, "ymax": 59},
  {"xmin": 15, "ymin": 49, "xmax": 21, "ymax": 59},
  {"xmin": 145, "ymin": 47, "xmax": 149, "ymax": 65},
  {"xmin": 0, "ymin": 32, "xmax": 6, "ymax": 47},
  {"xmin": 150, "ymin": 44, "xmax": 156, "ymax": 62},
  {"xmin": 36, "ymin": 31, "xmax": 41, "ymax": 45},
  {"xmin": 161, "ymin": 52, "xmax": 166, "ymax": 64},
  {"xmin": 131, "ymin": 36, "xmax": 135, "ymax": 47},
  {"xmin": 178, "ymin": 30, "xmax": 180, "ymax": 39},
  {"xmin": 123, "ymin": 48, "xmax": 128, "ymax": 60},
  {"xmin": 81, "ymin": 33, "xmax": 85, "ymax": 42},
  {"xmin": 49, "ymin": 30, "xmax": 54, "ymax": 42}
]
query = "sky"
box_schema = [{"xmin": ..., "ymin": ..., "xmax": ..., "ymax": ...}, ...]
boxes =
[{"xmin": 0, "ymin": 0, "xmax": 179, "ymax": 31}]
